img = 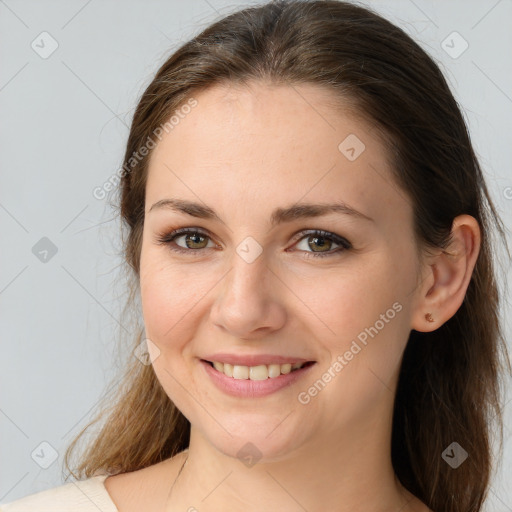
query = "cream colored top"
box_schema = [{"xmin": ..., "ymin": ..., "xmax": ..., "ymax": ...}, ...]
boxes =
[{"xmin": 0, "ymin": 474, "xmax": 119, "ymax": 512}]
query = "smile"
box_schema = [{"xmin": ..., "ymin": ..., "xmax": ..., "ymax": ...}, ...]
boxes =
[
  {"xmin": 200, "ymin": 359, "xmax": 317, "ymax": 398},
  {"xmin": 205, "ymin": 360, "xmax": 314, "ymax": 380}
]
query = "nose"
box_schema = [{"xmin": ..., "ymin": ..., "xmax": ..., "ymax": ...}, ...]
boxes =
[{"xmin": 209, "ymin": 253, "xmax": 287, "ymax": 340}]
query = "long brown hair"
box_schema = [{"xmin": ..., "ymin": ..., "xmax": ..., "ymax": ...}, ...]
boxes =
[{"xmin": 63, "ymin": 2, "xmax": 511, "ymax": 510}]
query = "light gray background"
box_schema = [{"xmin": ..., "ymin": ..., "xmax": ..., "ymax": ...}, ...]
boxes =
[{"xmin": 1, "ymin": 0, "xmax": 511, "ymax": 509}]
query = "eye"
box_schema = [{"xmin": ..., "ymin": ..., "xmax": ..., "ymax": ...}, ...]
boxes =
[
  {"xmin": 155, "ymin": 228, "xmax": 216, "ymax": 255},
  {"xmin": 154, "ymin": 227, "xmax": 351, "ymax": 259},
  {"xmin": 290, "ymin": 229, "xmax": 351, "ymax": 259}
]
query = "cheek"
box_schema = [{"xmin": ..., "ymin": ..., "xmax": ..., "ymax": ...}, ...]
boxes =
[
  {"xmin": 138, "ymin": 251, "xmax": 228, "ymax": 430},
  {"xmin": 311, "ymin": 250, "xmax": 414, "ymax": 377},
  {"xmin": 139, "ymin": 249, "xmax": 221, "ymax": 351},
  {"xmin": 330, "ymin": 254, "xmax": 415, "ymax": 376},
  {"xmin": 141, "ymin": 266, "xmax": 191, "ymax": 341},
  {"xmin": 308, "ymin": 259, "xmax": 404, "ymax": 340}
]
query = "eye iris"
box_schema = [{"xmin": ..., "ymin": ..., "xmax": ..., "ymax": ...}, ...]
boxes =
[
  {"xmin": 186, "ymin": 233, "xmax": 208, "ymax": 249},
  {"xmin": 308, "ymin": 235, "xmax": 331, "ymax": 252}
]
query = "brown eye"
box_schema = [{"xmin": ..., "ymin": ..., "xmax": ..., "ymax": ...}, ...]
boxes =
[
  {"xmin": 292, "ymin": 229, "xmax": 351, "ymax": 259},
  {"xmin": 175, "ymin": 232, "xmax": 211, "ymax": 250},
  {"xmin": 155, "ymin": 228, "xmax": 216, "ymax": 254},
  {"xmin": 155, "ymin": 227, "xmax": 351, "ymax": 259}
]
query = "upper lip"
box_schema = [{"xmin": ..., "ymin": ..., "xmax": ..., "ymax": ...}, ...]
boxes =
[{"xmin": 201, "ymin": 353, "xmax": 315, "ymax": 366}]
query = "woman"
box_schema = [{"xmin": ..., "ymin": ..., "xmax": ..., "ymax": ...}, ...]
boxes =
[{"xmin": 2, "ymin": 1, "xmax": 509, "ymax": 511}]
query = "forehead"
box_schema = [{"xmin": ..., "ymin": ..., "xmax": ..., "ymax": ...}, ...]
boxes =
[{"xmin": 145, "ymin": 81, "xmax": 410, "ymax": 228}]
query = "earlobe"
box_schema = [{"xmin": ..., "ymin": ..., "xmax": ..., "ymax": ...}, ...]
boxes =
[{"xmin": 411, "ymin": 214, "xmax": 481, "ymax": 333}]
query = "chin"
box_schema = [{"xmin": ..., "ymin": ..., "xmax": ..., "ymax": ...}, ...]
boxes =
[{"xmin": 195, "ymin": 413, "xmax": 313, "ymax": 465}]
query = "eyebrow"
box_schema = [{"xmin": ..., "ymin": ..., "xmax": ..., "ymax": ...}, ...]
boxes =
[{"xmin": 148, "ymin": 198, "xmax": 373, "ymax": 226}]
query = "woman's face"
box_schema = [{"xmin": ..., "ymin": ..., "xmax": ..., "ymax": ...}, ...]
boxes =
[{"xmin": 140, "ymin": 81, "xmax": 423, "ymax": 461}]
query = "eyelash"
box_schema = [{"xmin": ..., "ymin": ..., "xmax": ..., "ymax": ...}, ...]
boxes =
[{"xmin": 154, "ymin": 227, "xmax": 352, "ymax": 259}]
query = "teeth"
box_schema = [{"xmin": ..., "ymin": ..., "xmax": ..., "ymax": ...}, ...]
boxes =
[
  {"xmin": 233, "ymin": 365, "xmax": 249, "ymax": 379},
  {"xmin": 268, "ymin": 364, "xmax": 281, "ymax": 378},
  {"xmin": 281, "ymin": 363, "xmax": 291, "ymax": 374},
  {"xmin": 249, "ymin": 365, "xmax": 268, "ymax": 380},
  {"xmin": 210, "ymin": 361, "xmax": 306, "ymax": 380},
  {"xmin": 223, "ymin": 363, "xmax": 234, "ymax": 377}
]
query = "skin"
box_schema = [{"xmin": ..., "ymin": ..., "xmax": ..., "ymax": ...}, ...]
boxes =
[{"xmin": 104, "ymin": 81, "xmax": 480, "ymax": 512}]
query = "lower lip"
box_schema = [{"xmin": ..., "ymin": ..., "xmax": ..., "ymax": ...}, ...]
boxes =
[{"xmin": 200, "ymin": 360, "xmax": 316, "ymax": 398}]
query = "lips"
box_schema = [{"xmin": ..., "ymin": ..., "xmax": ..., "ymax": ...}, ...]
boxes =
[{"xmin": 200, "ymin": 358, "xmax": 317, "ymax": 398}]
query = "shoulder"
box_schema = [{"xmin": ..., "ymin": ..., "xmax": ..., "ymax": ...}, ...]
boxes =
[
  {"xmin": 103, "ymin": 451, "xmax": 189, "ymax": 512},
  {"xmin": 0, "ymin": 475, "xmax": 118, "ymax": 512}
]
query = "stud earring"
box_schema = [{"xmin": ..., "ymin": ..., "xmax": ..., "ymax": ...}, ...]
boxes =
[{"xmin": 425, "ymin": 312, "xmax": 434, "ymax": 323}]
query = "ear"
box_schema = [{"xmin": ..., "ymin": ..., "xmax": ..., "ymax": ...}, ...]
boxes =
[{"xmin": 411, "ymin": 214, "xmax": 481, "ymax": 332}]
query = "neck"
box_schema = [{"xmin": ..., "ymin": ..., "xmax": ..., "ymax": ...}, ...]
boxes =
[{"xmin": 166, "ymin": 411, "xmax": 418, "ymax": 511}]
